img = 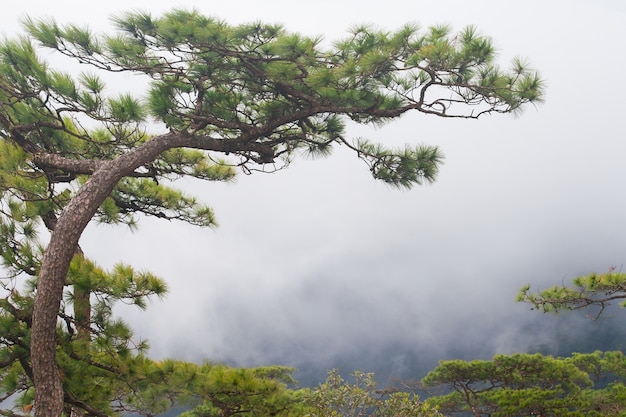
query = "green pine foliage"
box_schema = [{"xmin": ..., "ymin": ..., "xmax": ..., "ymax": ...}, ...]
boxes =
[
  {"xmin": 10, "ymin": 9, "xmax": 544, "ymax": 189},
  {"xmin": 308, "ymin": 369, "xmax": 442, "ymax": 417},
  {"xmin": 518, "ymin": 269, "xmax": 626, "ymax": 318},
  {"xmin": 422, "ymin": 351, "xmax": 626, "ymax": 416}
]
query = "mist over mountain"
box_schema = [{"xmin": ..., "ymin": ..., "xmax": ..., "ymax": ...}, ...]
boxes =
[{"xmin": 185, "ymin": 293, "xmax": 626, "ymax": 388}]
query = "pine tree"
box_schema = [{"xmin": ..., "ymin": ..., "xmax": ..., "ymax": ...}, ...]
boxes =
[
  {"xmin": 422, "ymin": 351, "xmax": 626, "ymax": 416},
  {"xmin": 308, "ymin": 369, "xmax": 441, "ymax": 417},
  {"xmin": 0, "ymin": 9, "xmax": 543, "ymax": 415}
]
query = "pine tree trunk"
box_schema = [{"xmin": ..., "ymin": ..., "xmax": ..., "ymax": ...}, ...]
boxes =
[
  {"xmin": 32, "ymin": 168, "xmax": 125, "ymax": 416},
  {"xmin": 37, "ymin": 214, "xmax": 92, "ymax": 417},
  {"xmin": 31, "ymin": 134, "xmax": 177, "ymax": 416},
  {"xmin": 31, "ymin": 241, "xmax": 74, "ymax": 416}
]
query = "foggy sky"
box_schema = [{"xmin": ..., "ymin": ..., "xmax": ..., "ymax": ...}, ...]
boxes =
[{"xmin": 3, "ymin": 0, "xmax": 626, "ymax": 384}]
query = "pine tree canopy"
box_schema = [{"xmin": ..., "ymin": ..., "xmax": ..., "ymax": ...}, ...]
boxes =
[{"xmin": 1, "ymin": 9, "xmax": 543, "ymax": 196}]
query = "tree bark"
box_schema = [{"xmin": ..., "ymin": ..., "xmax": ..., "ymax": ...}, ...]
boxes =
[
  {"xmin": 31, "ymin": 171, "xmax": 118, "ymax": 416},
  {"xmin": 31, "ymin": 132, "xmax": 182, "ymax": 417}
]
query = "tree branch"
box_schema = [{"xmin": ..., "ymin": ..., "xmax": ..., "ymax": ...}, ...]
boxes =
[{"xmin": 33, "ymin": 153, "xmax": 104, "ymax": 175}]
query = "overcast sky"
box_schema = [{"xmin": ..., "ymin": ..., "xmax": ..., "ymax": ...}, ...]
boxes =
[{"xmin": 3, "ymin": 0, "xmax": 626, "ymax": 383}]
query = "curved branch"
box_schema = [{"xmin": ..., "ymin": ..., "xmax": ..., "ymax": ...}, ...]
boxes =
[{"xmin": 33, "ymin": 153, "xmax": 104, "ymax": 175}]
